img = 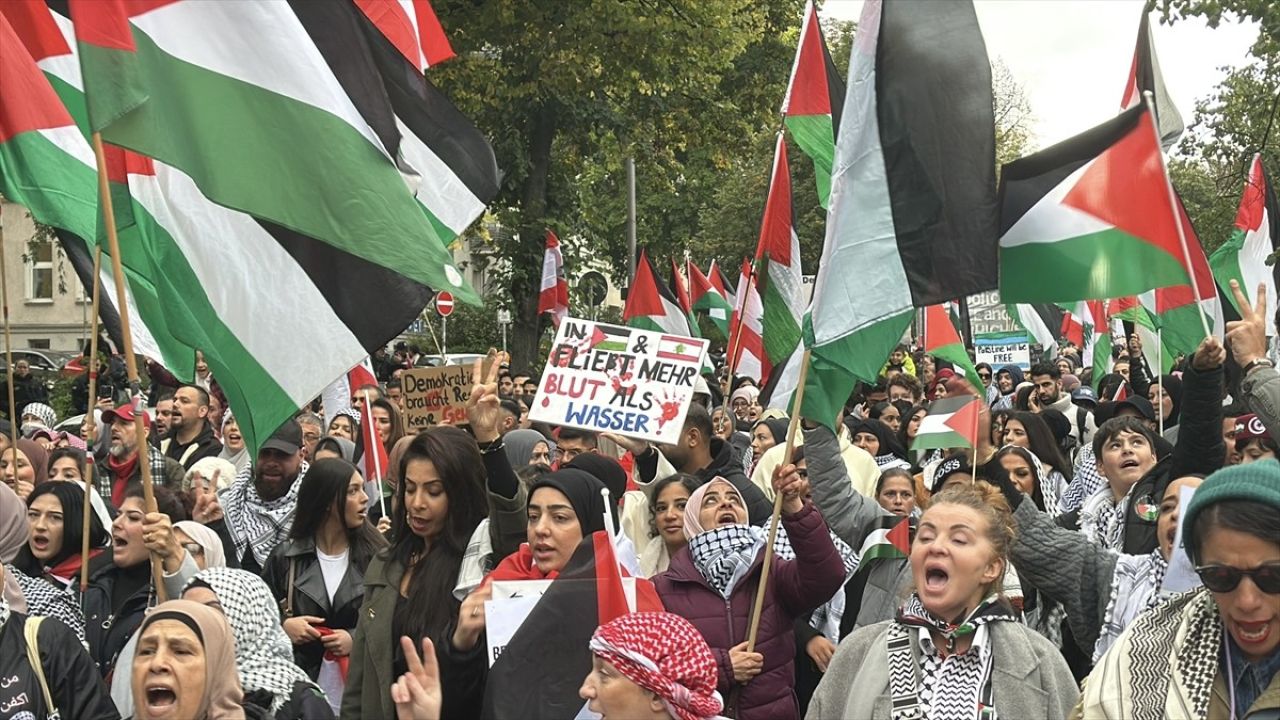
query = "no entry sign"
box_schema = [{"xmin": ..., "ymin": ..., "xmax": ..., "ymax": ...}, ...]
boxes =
[{"xmin": 436, "ymin": 291, "xmax": 455, "ymax": 317}]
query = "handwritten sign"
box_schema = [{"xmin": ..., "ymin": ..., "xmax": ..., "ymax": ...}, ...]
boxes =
[
  {"xmin": 485, "ymin": 579, "xmax": 637, "ymax": 666},
  {"xmin": 528, "ymin": 318, "xmax": 709, "ymax": 445},
  {"xmin": 400, "ymin": 362, "xmax": 490, "ymax": 431},
  {"xmin": 974, "ymin": 331, "xmax": 1030, "ymax": 371}
]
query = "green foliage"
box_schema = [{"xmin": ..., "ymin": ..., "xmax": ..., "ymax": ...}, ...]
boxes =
[{"xmin": 1150, "ymin": 0, "xmax": 1280, "ymax": 58}]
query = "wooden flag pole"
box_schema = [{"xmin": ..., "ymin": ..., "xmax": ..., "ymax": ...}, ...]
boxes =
[
  {"xmin": 722, "ymin": 258, "xmax": 758, "ymax": 406},
  {"xmin": 1157, "ymin": 327, "xmax": 1165, "ymax": 437},
  {"xmin": 90, "ymin": 133, "xmax": 166, "ymax": 601},
  {"xmin": 0, "ymin": 205, "xmax": 21, "ymax": 463},
  {"xmin": 745, "ymin": 348, "xmax": 811, "ymax": 652},
  {"xmin": 81, "ymin": 244, "xmax": 104, "ymax": 593}
]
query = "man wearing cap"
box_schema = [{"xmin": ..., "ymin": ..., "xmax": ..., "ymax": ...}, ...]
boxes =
[
  {"xmin": 1234, "ymin": 413, "xmax": 1278, "ymax": 464},
  {"xmin": 94, "ymin": 401, "xmax": 184, "ymax": 507},
  {"xmin": 216, "ymin": 421, "xmax": 308, "ymax": 573}
]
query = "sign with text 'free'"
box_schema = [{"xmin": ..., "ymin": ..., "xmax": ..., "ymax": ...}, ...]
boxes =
[{"xmin": 528, "ymin": 318, "xmax": 709, "ymax": 445}]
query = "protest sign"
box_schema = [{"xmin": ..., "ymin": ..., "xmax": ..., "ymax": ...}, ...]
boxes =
[
  {"xmin": 485, "ymin": 579, "xmax": 637, "ymax": 666},
  {"xmin": 528, "ymin": 318, "xmax": 710, "ymax": 444},
  {"xmin": 974, "ymin": 331, "xmax": 1031, "ymax": 371},
  {"xmin": 1161, "ymin": 484, "xmax": 1201, "ymax": 595},
  {"xmin": 400, "ymin": 361, "xmax": 491, "ymax": 431}
]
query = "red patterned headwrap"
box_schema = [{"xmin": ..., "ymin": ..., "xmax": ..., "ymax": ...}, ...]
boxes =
[{"xmin": 589, "ymin": 612, "xmax": 723, "ymax": 720}]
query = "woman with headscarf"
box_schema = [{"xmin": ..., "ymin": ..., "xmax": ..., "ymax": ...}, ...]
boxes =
[
  {"xmin": 1148, "ymin": 373, "xmax": 1184, "ymax": 436},
  {"xmin": 0, "ymin": 563, "xmax": 118, "ymax": 720},
  {"xmin": 181, "ymin": 568, "xmax": 331, "ymax": 719},
  {"xmin": 312, "ymin": 436, "xmax": 357, "ymax": 464},
  {"xmin": 845, "ymin": 417, "xmax": 911, "ymax": 472},
  {"xmin": 173, "ymin": 520, "xmax": 227, "ymax": 571},
  {"xmin": 131, "ymin": 598, "xmax": 243, "ymax": 720},
  {"xmin": 1, "ymin": 437, "xmax": 49, "ymax": 500},
  {"xmin": 579, "ymin": 611, "xmax": 725, "ymax": 720},
  {"xmin": 926, "ymin": 368, "xmax": 955, "ymax": 402},
  {"xmin": 218, "ymin": 414, "xmax": 250, "ymax": 476},
  {"xmin": 749, "ymin": 418, "xmax": 788, "ymax": 476},
  {"xmin": 1, "ymin": 479, "xmax": 89, "ymax": 645},
  {"xmin": 653, "ymin": 471, "xmax": 846, "ymax": 720},
  {"xmin": 502, "ymin": 428, "xmax": 555, "ymax": 468}
]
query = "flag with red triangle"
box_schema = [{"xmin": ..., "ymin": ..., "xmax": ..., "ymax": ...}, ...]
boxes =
[
  {"xmin": 753, "ymin": 135, "xmax": 804, "ymax": 367},
  {"xmin": 911, "ymin": 395, "xmax": 981, "ymax": 452},
  {"xmin": 353, "ymin": 0, "xmax": 454, "ymax": 72},
  {"xmin": 856, "ymin": 515, "xmax": 911, "ymax": 570},
  {"xmin": 728, "ymin": 258, "xmax": 768, "ymax": 382},
  {"xmin": 999, "ymin": 104, "xmax": 1196, "ymax": 304},
  {"xmin": 1120, "ymin": 12, "xmax": 1183, "ymax": 151},
  {"xmin": 922, "ymin": 304, "xmax": 981, "ymax": 386},
  {"xmin": 1211, "ymin": 153, "xmax": 1278, "ymax": 337},
  {"xmin": 711, "ymin": 259, "xmax": 737, "ymax": 310},
  {"xmin": 687, "ymin": 261, "xmax": 733, "ymax": 338},
  {"xmin": 623, "ymin": 250, "xmax": 692, "ymax": 336},
  {"xmin": 538, "ymin": 229, "xmax": 569, "ymax": 329},
  {"xmin": 667, "ymin": 258, "xmax": 701, "ymax": 337},
  {"xmin": 782, "ymin": 0, "xmax": 845, "ymax": 209}
]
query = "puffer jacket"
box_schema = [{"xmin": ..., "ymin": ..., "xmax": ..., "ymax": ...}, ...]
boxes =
[
  {"xmin": 0, "ymin": 612, "xmax": 120, "ymax": 720},
  {"xmin": 81, "ymin": 562, "xmax": 153, "ymax": 680},
  {"xmin": 652, "ymin": 503, "xmax": 845, "ymax": 720}
]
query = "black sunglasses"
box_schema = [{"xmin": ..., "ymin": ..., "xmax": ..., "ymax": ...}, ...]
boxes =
[{"xmin": 1195, "ymin": 563, "xmax": 1280, "ymax": 594}]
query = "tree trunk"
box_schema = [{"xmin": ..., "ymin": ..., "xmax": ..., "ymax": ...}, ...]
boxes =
[{"xmin": 509, "ymin": 104, "xmax": 557, "ymax": 372}]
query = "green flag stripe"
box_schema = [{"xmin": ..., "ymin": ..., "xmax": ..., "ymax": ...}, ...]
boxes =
[
  {"xmin": 1000, "ymin": 228, "xmax": 1190, "ymax": 303},
  {"xmin": 784, "ymin": 114, "xmax": 835, "ymax": 209}
]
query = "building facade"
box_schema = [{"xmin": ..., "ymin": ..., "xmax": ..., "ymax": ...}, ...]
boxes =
[{"xmin": 1, "ymin": 198, "xmax": 93, "ymax": 352}]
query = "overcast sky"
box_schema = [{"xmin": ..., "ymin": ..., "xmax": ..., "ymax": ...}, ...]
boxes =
[{"xmin": 822, "ymin": 0, "xmax": 1260, "ymax": 153}]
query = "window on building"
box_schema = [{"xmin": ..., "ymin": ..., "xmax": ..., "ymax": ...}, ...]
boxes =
[
  {"xmin": 28, "ymin": 340, "xmax": 50, "ymax": 350},
  {"xmin": 26, "ymin": 241, "xmax": 53, "ymax": 301}
]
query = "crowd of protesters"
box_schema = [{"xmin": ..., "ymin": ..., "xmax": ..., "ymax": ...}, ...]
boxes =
[{"xmin": 0, "ymin": 280, "xmax": 1276, "ymax": 719}]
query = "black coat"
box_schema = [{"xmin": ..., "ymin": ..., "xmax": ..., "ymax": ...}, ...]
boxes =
[
  {"xmin": 0, "ymin": 612, "xmax": 120, "ymax": 720},
  {"xmin": 81, "ymin": 562, "xmax": 153, "ymax": 680},
  {"xmin": 1, "ymin": 373, "xmax": 47, "ymax": 417},
  {"xmin": 161, "ymin": 422, "xmax": 224, "ymax": 469},
  {"xmin": 261, "ymin": 538, "xmax": 369, "ymax": 679}
]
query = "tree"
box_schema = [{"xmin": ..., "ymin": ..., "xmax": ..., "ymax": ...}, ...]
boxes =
[{"xmin": 992, "ymin": 58, "xmax": 1036, "ymax": 168}]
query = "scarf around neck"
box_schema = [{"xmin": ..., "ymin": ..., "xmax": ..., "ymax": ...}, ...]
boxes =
[
  {"xmin": 220, "ymin": 462, "xmax": 307, "ymax": 566},
  {"xmin": 688, "ymin": 525, "xmax": 760, "ymax": 599}
]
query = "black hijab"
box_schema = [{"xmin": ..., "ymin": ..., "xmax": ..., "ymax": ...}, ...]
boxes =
[{"xmin": 529, "ymin": 469, "xmax": 608, "ymax": 535}]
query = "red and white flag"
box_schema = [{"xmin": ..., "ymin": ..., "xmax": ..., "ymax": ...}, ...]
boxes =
[{"xmin": 538, "ymin": 229, "xmax": 569, "ymax": 328}]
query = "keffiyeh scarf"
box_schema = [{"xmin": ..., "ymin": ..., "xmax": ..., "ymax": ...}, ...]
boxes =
[
  {"xmin": 1058, "ymin": 444, "xmax": 1105, "ymax": 515},
  {"xmin": 6, "ymin": 565, "xmax": 85, "ymax": 645},
  {"xmin": 688, "ymin": 520, "xmax": 858, "ymax": 601},
  {"xmin": 589, "ymin": 612, "xmax": 724, "ymax": 720},
  {"xmin": 1094, "ymin": 549, "xmax": 1171, "ymax": 662},
  {"xmin": 1079, "ymin": 484, "xmax": 1130, "ymax": 551},
  {"xmin": 184, "ymin": 568, "xmax": 320, "ymax": 712},
  {"xmin": 219, "ymin": 462, "xmax": 307, "ymax": 566},
  {"xmin": 888, "ymin": 594, "xmax": 1019, "ymax": 720}
]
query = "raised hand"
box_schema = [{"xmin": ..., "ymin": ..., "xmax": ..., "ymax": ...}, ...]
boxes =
[
  {"xmin": 1226, "ymin": 280, "xmax": 1269, "ymax": 367},
  {"xmin": 466, "ymin": 351, "xmax": 506, "ymax": 443},
  {"xmin": 392, "ymin": 636, "xmax": 442, "ymax": 720},
  {"xmin": 1191, "ymin": 336, "xmax": 1227, "ymax": 371}
]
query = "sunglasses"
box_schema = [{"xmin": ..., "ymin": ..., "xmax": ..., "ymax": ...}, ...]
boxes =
[
  {"xmin": 1195, "ymin": 563, "xmax": 1280, "ymax": 594},
  {"xmin": 977, "ymin": 373, "xmax": 992, "ymax": 379}
]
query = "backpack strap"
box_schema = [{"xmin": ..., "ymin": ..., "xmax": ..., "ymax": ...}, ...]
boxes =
[{"xmin": 24, "ymin": 616, "xmax": 58, "ymax": 716}]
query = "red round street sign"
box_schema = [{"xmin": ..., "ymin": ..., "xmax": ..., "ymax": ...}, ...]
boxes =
[{"xmin": 435, "ymin": 291, "xmax": 455, "ymax": 317}]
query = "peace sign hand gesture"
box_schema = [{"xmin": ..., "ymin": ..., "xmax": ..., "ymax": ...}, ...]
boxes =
[
  {"xmin": 1227, "ymin": 280, "xmax": 1269, "ymax": 368},
  {"xmin": 466, "ymin": 351, "xmax": 507, "ymax": 443},
  {"xmin": 391, "ymin": 636, "xmax": 443, "ymax": 720}
]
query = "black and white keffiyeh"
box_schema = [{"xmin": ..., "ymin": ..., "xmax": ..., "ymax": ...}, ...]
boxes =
[
  {"xmin": 6, "ymin": 565, "xmax": 85, "ymax": 645},
  {"xmin": 183, "ymin": 567, "xmax": 320, "ymax": 711},
  {"xmin": 688, "ymin": 519, "xmax": 858, "ymax": 601},
  {"xmin": 1094, "ymin": 549, "xmax": 1172, "ymax": 662},
  {"xmin": 1079, "ymin": 484, "xmax": 1129, "ymax": 551},
  {"xmin": 218, "ymin": 461, "xmax": 307, "ymax": 566}
]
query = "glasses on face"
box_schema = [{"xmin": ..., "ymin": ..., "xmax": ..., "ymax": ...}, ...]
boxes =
[
  {"xmin": 978, "ymin": 372, "xmax": 991, "ymax": 380},
  {"xmin": 1195, "ymin": 563, "xmax": 1280, "ymax": 594}
]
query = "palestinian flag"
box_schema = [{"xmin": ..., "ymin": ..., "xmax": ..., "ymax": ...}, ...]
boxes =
[
  {"xmin": 1120, "ymin": 12, "xmax": 1183, "ymax": 151},
  {"xmin": 624, "ymin": 250, "xmax": 692, "ymax": 336},
  {"xmin": 754, "ymin": 135, "xmax": 805, "ymax": 367},
  {"xmin": 68, "ymin": 0, "xmax": 485, "ymax": 300},
  {"xmin": 912, "ymin": 395, "xmax": 982, "ymax": 452},
  {"xmin": 481, "ymin": 532, "xmax": 638, "ymax": 719},
  {"xmin": 711, "ymin": 259, "xmax": 737, "ymax": 310},
  {"xmin": 353, "ymin": 0, "xmax": 454, "ymax": 72},
  {"xmin": 782, "ymin": 0, "xmax": 845, "ymax": 209},
  {"xmin": 1145, "ymin": 194, "xmax": 1223, "ymax": 357},
  {"xmin": 802, "ymin": 0, "xmax": 998, "ymax": 430},
  {"xmin": 998, "ymin": 104, "xmax": 1194, "ymax": 304},
  {"xmin": 856, "ymin": 515, "xmax": 910, "ymax": 570},
  {"xmin": 1212, "ymin": 154, "xmax": 1278, "ymax": 336},
  {"xmin": 688, "ymin": 261, "xmax": 733, "ymax": 338},
  {"xmin": 587, "ymin": 324, "xmax": 631, "ymax": 354},
  {"xmin": 667, "ymin": 258, "xmax": 701, "ymax": 336},
  {"xmin": 537, "ymin": 230, "xmax": 569, "ymax": 329},
  {"xmin": 1009, "ymin": 303, "xmax": 1062, "ymax": 356},
  {"xmin": 727, "ymin": 259, "xmax": 768, "ymax": 382},
  {"xmin": 922, "ymin": 304, "xmax": 980, "ymax": 385}
]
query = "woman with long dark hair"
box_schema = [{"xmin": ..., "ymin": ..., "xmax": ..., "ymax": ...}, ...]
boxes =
[
  {"xmin": 262, "ymin": 457, "xmax": 386, "ymax": 714},
  {"xmin": 12, "ymin": 480, "xmax": 110, "ymax": 591},
  {"xmin": 1003, "ymin": 411, "xmax": 1072, "ymax": 501}
]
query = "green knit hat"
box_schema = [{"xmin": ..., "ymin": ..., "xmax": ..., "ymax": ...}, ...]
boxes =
[{"xmin": 1183, "ymin": 459, "xmax": 1280, "ymax": 562}]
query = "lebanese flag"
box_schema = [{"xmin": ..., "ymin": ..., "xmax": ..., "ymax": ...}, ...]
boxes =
[
  {"xmin": 753, "ymin": 135, "xmax": 804, "ymax": 367},
  {"xmin": 537, "ymin": 229, "xmax": 569, "ymax": 329},
  {"xmin": 1120, "ymin": 12, "xmax": 1183, "ymax": 151},
  {"xmin": 912, "ymin": 395, "xmax": 981, "ymax": 452},
  {"xmin": 999, "ymin": 103, "xmax": 1195, "ymax": 304},
  {"xmin": 922, "ymin": 304, "xmax": 980, "ymax": 385},
  {"xmin": 728, "ymin": 259, "xmax": 768, "ymax": 382},
  {"xmin": 1211, "ymin": 153, "xmax": 1278, "ymax": 336},
  {"xmin": 353, "ymin": 0, "xmax": 454, "ymax": 71},
  {"xmin": 623, "ymin": 250, "xmax": 691, "ymax": 336},
  {"xmin": 687, "ymin": 261, "xmax": 732, "ymax": 338},
  {"xmin": 782, "ymin": 0, "xmax": 845, "ymax": 209}
]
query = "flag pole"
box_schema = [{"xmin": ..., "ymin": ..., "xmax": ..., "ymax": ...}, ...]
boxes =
[
  {"xmin": 1143, "ymin": 91, "xmax": 1213, "ymax": 341},
  {"xmin": 1157, "ymin": 326, "xmax": 1164, "ymax": 436},
  {"xmin": 90, "ymin": 133, "xmax": 166, "ymax": 601},
  {"xmin": 81, "ymin": 244, "xmax": 104, "ymax": 593},
  {"xmin": 746, "ymin": 348, "xmax": 810, "ymax": 652},
  {"xmin": 724, "ymin": 258, "xmax": 758, "ymax": 396},
  {"xmin": 364, "ymin": 393, "xmax": 387, "ymax": 519},
  {"xmin": 0, "ymin": 206, "xmax": 20, "ymax": 458}
]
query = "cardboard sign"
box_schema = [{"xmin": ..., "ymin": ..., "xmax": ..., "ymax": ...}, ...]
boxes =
[
  {"xmin": 528, "ymin": 318, "xmax": 709, "ymax": 445},
  {"xmin": 484, "ymin": 579, "xmax": 637, "ymax": 666},
  {"xmin": 974, "ymin": 331, "xmax": 1031, "ymax": 371},
  {"xmin": 400, "ymin": 361, "xmax": 490, "ymax": 430},
  {"xmin": 1161, "ymin": 484, "xmax": 1202, "ymax": 595}
]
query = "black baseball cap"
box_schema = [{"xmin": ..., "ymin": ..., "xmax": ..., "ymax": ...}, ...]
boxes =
[
  {"xmin": 260, "ymin": 420, "xmax": 302, "ymax": 455},
  {"xmin": 1114, "ymin": 396, "xmax": 1156, "ymax": 422}
]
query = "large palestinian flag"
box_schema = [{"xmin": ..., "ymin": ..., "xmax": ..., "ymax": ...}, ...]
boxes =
[
  {"xmin": 624, "ymin": 250, "xmax": 692, "ymax": 336},
  {"xmin": 913, "ymin": 395, "xmax": 982, "ymax": 452},
  {"xmin": 688, "ymin": 261, "xmax": 733, "ymax": 338},
  {"xmin": 754, "ymin": 135, "xmax": 805, "ymax": 367},
  {"xmin": 998, "ymin": 103, "xmax": 1194, "ymax": 304},
  {"xmin": 802, "ymin": 0, "xmax": 998, "ymax": 429},
  {"xmin": 1120, "ymin": 12, "xmax": 1183, "ymax": 151},
  {"xmin": 781, "ymin": 0, "xmax": 845, "ymax": 209},
  {"xmin": 1212, "ymin": 153, "xmax": 1278, "ymax": 336}
]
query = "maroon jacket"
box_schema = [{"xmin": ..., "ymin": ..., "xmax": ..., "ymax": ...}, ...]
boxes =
[{"xmin": 652, "ymin": 503, "xmax": 845, "ymax": 720}]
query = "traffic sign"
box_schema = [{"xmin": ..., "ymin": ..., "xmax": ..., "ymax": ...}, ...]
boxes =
[
  {"xmin": 436, "ymin": 291, "xmax": 455, "ymax": 317},
  {"xmin": 497, "ymin": 309, "xmax": 511, "ymax": 324}
]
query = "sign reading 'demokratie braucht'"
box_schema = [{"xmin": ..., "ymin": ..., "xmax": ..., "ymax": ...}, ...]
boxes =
[
  {"xmin": 400, "ymin": 361, "xmax": 492, "ymax": 431},
  {"xmin": 528, "ymin": 318, "xmax": 709, "ymax": 445}
]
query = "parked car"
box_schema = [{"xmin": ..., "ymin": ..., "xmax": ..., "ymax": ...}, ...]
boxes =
[
  {"xmin": 0, "ymin": 349, "xmax": 79, "ymax": 387},
  {"xmin": 413, "ymin": 353, "xmax": 487, "ymax": 368}
]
